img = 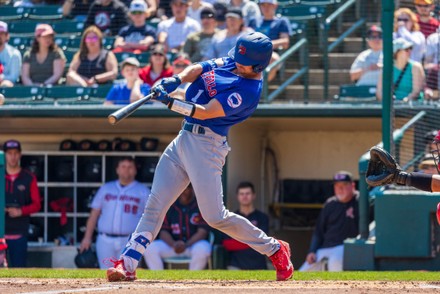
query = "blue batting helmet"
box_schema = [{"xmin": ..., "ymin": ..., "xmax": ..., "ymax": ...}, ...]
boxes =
[{"xmin": 228, "ymin": 32, "xmax": 273, "ymax": 73}]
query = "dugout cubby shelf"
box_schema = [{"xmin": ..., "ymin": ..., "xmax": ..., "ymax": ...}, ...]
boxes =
[{"xmin": 21, "ymin": 151, "xmax": 161, "ymax": 246}]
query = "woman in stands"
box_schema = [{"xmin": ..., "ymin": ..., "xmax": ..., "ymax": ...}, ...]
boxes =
[
  {"xmin": 377, "ymin": 38, "xmax": 425, "ymax": 102},
  {"xmin": 393, "ymin": 8, "xmax": 425, "ymax": 63},
  {"xmin": 21, "ymin": 24, "xmax": 66, "ymax": 86},
  {"xmin": 66, "ymin": 26, "xmax": 118, "ymax": 87},
  {"xmin": 138, "ymin": 44, "xmax": 173, "ymax": 87}
]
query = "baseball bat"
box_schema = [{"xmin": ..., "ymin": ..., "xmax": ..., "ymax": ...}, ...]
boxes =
[{"xmin": 108, "ymin": 91, "xmax": 158, "ymax": 125}]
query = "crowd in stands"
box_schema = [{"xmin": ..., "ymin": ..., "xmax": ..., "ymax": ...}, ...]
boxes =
[
  {"xmin": 0, "ymin": 0, "xmax": 290, "ymax": 105},
  {"xmin": 350, "ymin": 0, "xmax": 440, "ymax": 102}
]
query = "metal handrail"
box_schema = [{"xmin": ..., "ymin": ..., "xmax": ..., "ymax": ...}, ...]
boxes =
[
  {"xmin": 358, "ymin": 110, "xmax": 427, "ymax": 240},
  {"xmin": 262, "ymin": 38, "xmax": 309, "ymax": 103},
  {"xmin": 322, "ymin": 0, "xmax": 366, "ymax": 100}
]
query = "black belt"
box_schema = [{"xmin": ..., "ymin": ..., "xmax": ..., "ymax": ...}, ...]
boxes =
[
  {"xmin": 183, "ymin": 122, "xmax": 205, "ymax": 135},
  {"xmin": 100, "ymin": 233, "xmax": 129, "ymax": 238}
]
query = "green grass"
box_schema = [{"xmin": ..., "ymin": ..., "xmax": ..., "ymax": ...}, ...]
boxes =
[{"xmin": 1, "ymin": 269, "xmax": 440, "ymax": 281}]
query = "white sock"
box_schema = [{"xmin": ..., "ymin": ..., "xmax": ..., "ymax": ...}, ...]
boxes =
[{"xmin": 120, "ymin": 231, "xmax": 153, "ymax": 272}]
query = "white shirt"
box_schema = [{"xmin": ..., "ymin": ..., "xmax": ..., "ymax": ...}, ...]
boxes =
[
  {"xmin": 393, "ymin": 27, "xmax": 426, "ymax": 63},
  {"xmin": 157, "ymin": 17, "xmax": 201, "ymax": 49},
  {"xmin": 350, "ymin": 49, "xmax": 382, "ymax": 86}
]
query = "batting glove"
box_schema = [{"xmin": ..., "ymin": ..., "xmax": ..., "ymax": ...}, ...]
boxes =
[
  {"xmin": 160, "ymin": 75, "xmax": 181, "ymax": 93},
  {"xmin": 152, "ymin": 85, "xmax": 172, "ymax": 105}
]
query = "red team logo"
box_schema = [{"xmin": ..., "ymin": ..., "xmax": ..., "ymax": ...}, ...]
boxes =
[{"xmin": 238, "ymin": 44, "xmax": 246, "ymax": 55}]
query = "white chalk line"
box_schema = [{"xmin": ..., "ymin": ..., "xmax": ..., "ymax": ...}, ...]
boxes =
[{"xmin": 21, "ymin": 285, "xmax": 121, "ymax": 294}]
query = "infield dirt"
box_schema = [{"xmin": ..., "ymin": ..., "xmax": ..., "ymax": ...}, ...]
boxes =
[{"xmin": 1, "ymin": 279, "xmax": 440, "ymax": 294}]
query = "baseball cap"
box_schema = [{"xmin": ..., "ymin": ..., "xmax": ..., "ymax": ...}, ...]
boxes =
[
  {"xmin": 414, "ymin": 0, "xmax": 433, "ymax": 5},
  {"xmin": 200, "ymin": 7, "xmax": 216, "ymax": 19},
  {"xmin": 333, "ymin": 171, "xmax": 353, "ymax": 182},
  {"xmin": 35, "ymin": 24, "xmax": 55, "ymax": 37},
  {"xmin": 173, "ymin": 54, "xmax": 191, "ymax": 66},
  {"xmin": 151, "ymin": 44, "xmax": 166, "ymax": 56},
  {"xmin": 0, "ymin": 21, "xmax": 8, "ymax": 33},
  {"xmin": 3, "ymin": 139, "xmax": 22, "ymax": 152},
  {"xmin": 171, "ymin": 0, "xmax": 188, "ymax": 4},
  {"xmin": 367, "ymin": 25, "xmax": 382, "ymax": 36},
  {"xmin": 130, "ymin": 0, "xmax": 147, "ymax": 12},
  {"xmin": 393, "ymin": 38, "xmax": 413, "ymax": 54},
  {"xmin": 213, "ymin": 2, "xmax": 228, "ymax": 22},
  {"xmin": 225, "ymin": 8, "xmax": 243, "ymax": 19},
  {"xmin": 259, "ymin": 0, "xmax": 277, "ymax": 4},
  {"xmin": 120, "ymin": 57, "xmax": 140, "ymax": 68},
  {"xmin": 419, "ymin": 155, "xmax": 436, "ymax": 170}
]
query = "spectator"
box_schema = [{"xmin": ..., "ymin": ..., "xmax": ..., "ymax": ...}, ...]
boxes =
[
  {"xmin": 66, "ymin": 26, "xmax": 118, "ymax": 86},
  {"xmin": 188, "ymin": 0, "xmax": 214, "ymax": 24},
  {"xmin": 183, "ymin": 7, "xmax": 218, "ymax": 62},
  {"xmin": 157, "ymin": 0, "xmax": 201, "ymax": 53},
  {"xmin": 13, "ymin": 0, "xmax": 44, "ymax": 7},
  {"xmin": 424, "ymin": 31, "xmax": 440, "ymax": 95},
  {"xmin": 204, "ymin": 8, "xmax": 251, "ymax": 60},
  {"xmin": 377, "ymin": 38, "xmax": 425, "ymax": 102},
  {"xmin": 299, "ymin": 171, "xmax": 359, "ymax": 272},
  {"xmin": 248, "ymin": 0, "xmax": 291, "ymax": 81},
  {"xmin": 113, "ymin": 0, "xmax": 156, "ymax": 54},
  {"xmin": 4, "ymin": 139, "xmax": 41, "ymax": 268},
  {"xmin": 85, "ymin": 0, "xmax": 130, "ymax": 36},
  {"xmin": 104, "ymin": 57, "xmax": 151, "ymax": 105},
  {"xmin": 350, "ymin": 25, "xmax": 383, "ymax": 86},
  {"xmin": 229, "ymin": 0, "xmax": 261, "ymax": 27},
  {"xmin": 414, "ymin": 0, "xmax": 439, "ymax": 39},
  {"xmin": 418, "ymin": 154, "xmax": 438, "ymax": 174},
  {"xmin": 213, "ymin": 1, "xmax": 228, "ymax": 30},
  {"xmin": 169, "ymin": 53, "xmax": 191, "ymax": 98},
  {"xmin": 0, "ymin": 21, "xmax": 22, "ymax": 87},
  {"xmin": 138, "ymin": 44, "xmax": 173, "ymax": 86},
  {"xmin": 79, "ymin": 157, "xmax": 150, "ymax": 269},
  {"xmin": 222, "ymin": 182, "xmax": 269, "ymax": 270},
  {"xmin": 393, "ymin": 7, "xmax": 425, "ymax": 63},
  {"xmin": 143, "ymin": 184, "xmax": 211, "ymax": 270},
  {"xmin": 21, "ymin": 24, "xmax": 66, "ymax": 86},
  {"xmin": 62, "ymin": 0, "xmax": 92, "ymax": 21}
]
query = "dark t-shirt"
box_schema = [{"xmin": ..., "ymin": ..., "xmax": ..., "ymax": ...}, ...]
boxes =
[
  {"xmin": 227, "ymin": 209, "xmax": 269, "ymax": 270},
  {"xmin": 248, "ymin": 17, "xmax": 291, "ymax": 42},
  {"xmin": 118, "ymin": 24, "xmax": 157, "ymax": 43},
  {"xmin": 77, "ymin": 49, "xmax": 109, "ymax": 78},
  {"xmin": 85, "ymin": 0, "xmax": 129, "ymax": 36},
  {"xmin": 23, "ymin": 47, "xmax": 66, "ymax": 83}
]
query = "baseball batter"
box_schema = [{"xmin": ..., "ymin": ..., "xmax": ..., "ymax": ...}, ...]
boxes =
[
  {"xmin": 107, "ymin": 32, "xmax": 293, "ymax": 282},
  {"xmin": 79, "ymin": 157, "xmax": 150, "ymax": 269}
]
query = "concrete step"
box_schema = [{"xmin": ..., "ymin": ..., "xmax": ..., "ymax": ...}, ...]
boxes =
[
  {"xmin": 285, "ymin": 53, "xmax": 357, "ymax": 70},
  {"xmin": 281, "ymin": 68, "xmax": 351, "ymax": 85},
  {"xmin": 328, "ymin": 37, "xmax": 365, "ymax": 53},
  {"xmin": 266, "ymin": 84, "xmax": 339, "ymax": 102}
]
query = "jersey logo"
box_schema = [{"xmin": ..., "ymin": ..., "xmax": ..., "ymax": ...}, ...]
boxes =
[
  {"xmin": 190, "ymin": 213, "xmax": 202, "ymax": 225},
  {"xmin": 346, "ymin": 206, "xmax": 354, "ymax": 219},
  {"xmin": 238, "ymin": 44, "xmax": 246, "ymax": 55},
  {"xmin": 227, "ymin": 92, "xmax": 242, "ymax": 108}
]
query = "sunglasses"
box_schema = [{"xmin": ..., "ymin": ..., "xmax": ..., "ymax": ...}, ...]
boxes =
[
  {"xmin": 397, "ymin": 18, "xmax": 410, "ymax": 22},
  {"xmin": 404, "ymin": 48, "xmax": 412, "ymax": 52},
  {"xmin": 367, "ymin": 35, "xmax": 382, "ymax": 40},
  {"xmin": 415, "ymin": 4, "xmax": 431, "ymax": 7},
  {"xmin": 152, "ymin": 52, "xmax": 164, "ymax": 56},
  {"xmin": 201, "ymin": 15, "xmax": 214, "ymax": 19},
  {"xmin": 131, "ymin": 11, "xmax": 144, "ymax": 15},
  {"xmin": 85, "ymin": 36, "xmax": 99, "ymax": 42}
]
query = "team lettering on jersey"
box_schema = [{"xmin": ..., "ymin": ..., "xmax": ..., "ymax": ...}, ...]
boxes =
[
  {"xmin": 201, "ymin": 70, "xmax": 217, "ymax": 97},
  {"xmin": 104, "ymin": 193, "xmax": 141, "ymax": 204}
]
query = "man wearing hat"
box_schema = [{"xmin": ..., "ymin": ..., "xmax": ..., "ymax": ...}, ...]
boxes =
[
  {"xmin": 188, "ymin": 0, "xmax": 214, "ymax": 24},
  {"xmin": 85, "ymin": 0, "xmax": 129, "ymax": 36},
  {"xmin": 105, "ymin": 57, "xmax": 151, "ymax": 105},
  {"xmin": 350, "ymin": 25, "xmax": 383, "ymax": 86},
  {"xmin": 114, "ymin": 0, "xmax": 157, "ymax": 54},
  {"xmin": 0, "ymin": 21, "xmax": 22, "ymax": 87},
  {"xmin": 183, "ymin": 7, "xmax": 218, "ymax": 62},
  {"xmin": 414, "ymin": 0, "xmax": 439, "ymax": 38},
  {"xmin": 299, "ymin": 171, "xmax": 359, "ymax": 272},
  {"xmin": 157, "ymin": 0, "xmax": 201, "ymax": 53},
  {"xmin": 230, "ymin": 0, "xmax": 261, "ymax": 27},
  {"xmin": 3, "ymin": 140, "xmax": 41, "ymax": 267}
]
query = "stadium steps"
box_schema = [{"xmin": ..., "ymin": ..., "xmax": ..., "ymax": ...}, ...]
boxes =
[
  {"xmin": 281, "ymin": 68, "xmax": 351, "ymax": 85},
  {"xmin": 285, "ymin": 53, "xmax": 357, "ymax": 70},
  {"xmin": 267, "ymin": 84, "xmax": 339, "ymax": 102}
]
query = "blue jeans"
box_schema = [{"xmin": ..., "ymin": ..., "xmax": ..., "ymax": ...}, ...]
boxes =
[{"xmin": 6, "ymin": 236, "xmax": 28, "ymax": 267}]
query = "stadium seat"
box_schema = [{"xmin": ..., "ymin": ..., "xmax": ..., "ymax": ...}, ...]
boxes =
[
  {"xmin": 0, "ymin": 86, "xmax": 52, "ymax": 105},
  {"xmin": 333, "ymin": 85, "xmax": 378, "ymax": 103},
  {"xmin": 102, "ymin": 36, "xmax": 116, "ymax": 50},
  {"xmin": 9, "ymin": 36, "xmax": 32, "ymax": 51},
  {"xmin": 0, "ymin": 6, "xmax": 29, "ymax": 21},
  {"xmin": 8, "ymin": 21, "xmax": 40, "ymax": 36},
  {"xmin": 63, "ymin": 50, "xmax": 76, "ymax": 65},
  {"xmin": 45, "ymin": 86, "xmax": 105, "ymax": 105},
  {"xmin": 295, "ymin": 0, "xmax": 341, "ymax": 5},
  {"xmin": 27, "ymin": 6, "xmax": 63, "ymax": 20},
  {"xmin": 290, "ymin": 21, "xmax": 307, "ymax": 36},
  {"xmin": 114, "ymin": 52, "xmax": 150, "ymax": 66},
  {"xmin": 54, "ymin": 36, "xmax": 74, "ymax": 51},
  {"xmin": 51, "ymin": 20, "xmax": 85, "ymax": 35},
  {"xmin": 277, "ymin": 5, "xmax": 325, "ymax": 21},
  {"xmin": 89, "ymin": 85, "xmax": 113, "ymax": 99}
]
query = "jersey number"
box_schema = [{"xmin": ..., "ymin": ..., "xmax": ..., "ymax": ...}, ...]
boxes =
[
  {"xmin": 191, "ymin": 89, "xmax": 204, "ymax": 103},
  {"xmin": 124, "ymin": 204, "xmax": 139, "ymax": 215}
]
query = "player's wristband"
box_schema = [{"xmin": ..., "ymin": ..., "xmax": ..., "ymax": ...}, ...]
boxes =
[
  {"xmin": 198, "ymin": 59, "xmax": 218, "ymax": 74},
  {"xmin": 406, "ymin": 172, "xmax": 433, "ymax": 192},
  {"xmin": 168, "ymin": 98, "xmax": 196, "ymax": 117}
]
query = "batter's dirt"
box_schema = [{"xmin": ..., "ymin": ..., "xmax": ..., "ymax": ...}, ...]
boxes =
[{"xmin": 1, "ymin": 279, "xmax": 440, "ymax": 294}]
